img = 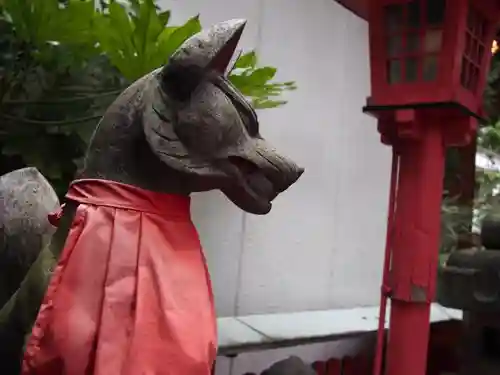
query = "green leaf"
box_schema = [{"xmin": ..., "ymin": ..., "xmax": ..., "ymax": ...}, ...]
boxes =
[
  {"xmin": 229, "ymin": 59, "xmax": 296, "ymax": 111},
  {"xmin": 235, "ymin": 51, "xmax": 257, "ymax": 68},
  {"xmin": 107, "ymin": 2, "xmax": 135, "ymax": 58},
  {"xmin": 126, "ymin": 0, "xmax": 141, "ymax": 16},
  {"xmin": 3, "ymin": 0, "xmax": 59, "ymax": 44},
  {"xmin": 247, "ymin": 67, "xmax": 277, "ymax": 86},
  {"xmin": 253, "ymin": 99, "xmax": 287, "ymax": 109},
  {"xmin": 132, "ymin": 0, "xmax": 163, "ymax": 58},
  {"xmin": 33, "ymin": 0, "xmax": 60, "ymax": 43},
  {"xmin": 158, "ymin": 10, "xmax": 170, "ymax": 26},
  {"xmin": 55, "ymin": 1, "xmax": 96, "ymax": 46},
  {"xmin": 94, "ymin": 12, "xmax": 135, "ymax": 79},
  {"xmin": 160, "ymin": 15, "xmax": 202, "ymax": 59},
  {"xmin": 227, "ymin": 74, "xmax": 248, "ymax": 89}
]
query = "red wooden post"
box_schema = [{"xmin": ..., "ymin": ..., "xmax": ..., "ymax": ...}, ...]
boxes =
[
  {"xmin": 363, "ymin": 1, "xmax": 500, "ymax": 375},
  {"xmin": 384, "ymin": 116, "xmax": 446, "ymax": 375}
]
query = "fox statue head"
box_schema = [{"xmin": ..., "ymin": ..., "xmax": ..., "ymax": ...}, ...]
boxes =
[{"xmin": 82, "ymin": 19, "xmax": 304, "ymax": 214}]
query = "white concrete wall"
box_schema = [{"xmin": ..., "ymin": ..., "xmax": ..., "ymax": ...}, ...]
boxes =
[{"xmin": 162, "ymin": 0, "xmax": 392, "ymax": 373}]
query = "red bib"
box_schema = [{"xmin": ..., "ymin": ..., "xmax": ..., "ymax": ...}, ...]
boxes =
[{"xmin": 22, "ymin": 179, "xmax": 217, "ymax": 375}]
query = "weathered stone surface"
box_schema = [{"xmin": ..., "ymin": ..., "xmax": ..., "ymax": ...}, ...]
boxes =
[
  {"xmin": 437, "ymin": 247, "xmax": 500, "ymax": 311},
  {"xmin": 0, "ymin": 167, "xmax": 59, "ymax": 306},
  {"xmin": 481, "ymin": 216, "xmax": 500, "ymax": 250}
]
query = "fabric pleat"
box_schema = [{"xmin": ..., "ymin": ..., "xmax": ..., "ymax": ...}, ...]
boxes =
[{"xmin": 22, "ymin": 179, "xmax": 217, "ymax": 375}]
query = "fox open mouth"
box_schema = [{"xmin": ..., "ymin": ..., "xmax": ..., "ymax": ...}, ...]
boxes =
[
  {"xmin": 229, "ymin": 156, "xmax": 275, "ymax": 197},
  {"xmin": 225, "ymin": 156, "xmax": 276, "ymax": 213}
]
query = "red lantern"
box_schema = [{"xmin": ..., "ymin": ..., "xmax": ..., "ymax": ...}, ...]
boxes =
[
  {"xmin": 366, "ymin": 0, "xmax": 498, "ymax": 121},
  {"xmin": 364, "ymin": 2, "xmax": 500, "ymax": 375}
]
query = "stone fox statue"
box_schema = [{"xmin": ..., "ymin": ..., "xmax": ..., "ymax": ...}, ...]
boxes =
[
  {"xmin": 0, "ymin": 19, "xmax": 303, "ymax": 375},
  {"xmin": 0, "ymin": 168, "xmax": 59, "ymax": 307}
]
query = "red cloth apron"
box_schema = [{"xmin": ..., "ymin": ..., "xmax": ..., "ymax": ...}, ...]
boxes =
[{"xmin": 22, "ymin": 179, "xmax": 217, "ymax": 375}]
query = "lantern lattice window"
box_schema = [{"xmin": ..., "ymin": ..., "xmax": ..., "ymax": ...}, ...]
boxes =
[
  {"xmin": 384, "ymin": 0, "xmax": 446, "ymax": 85},
  {"xmin": 461, "ymin": 6, "xmax": 488, "ymax": 92}
]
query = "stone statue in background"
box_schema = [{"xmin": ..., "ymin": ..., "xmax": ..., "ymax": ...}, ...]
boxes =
[
  {"xmin": 262, "ymin": 356, "xmax": 317, "ymax": 375},
  {"xmin": 0, "ymin": 19, "xmax": 303, "ymax": 375},
  {"xmin": 0, "ymin": 168, "xmax": 59, "ymax": 307}
]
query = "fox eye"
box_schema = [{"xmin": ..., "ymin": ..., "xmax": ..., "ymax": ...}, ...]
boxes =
[{"xmin": 212, "ymin": 76, "xmax": 259, "ymax": 136}]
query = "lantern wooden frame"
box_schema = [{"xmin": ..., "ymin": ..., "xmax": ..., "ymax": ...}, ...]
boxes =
[{"xmin": 365, "ymin": 0, "xmax": 499, "ymax": 119}]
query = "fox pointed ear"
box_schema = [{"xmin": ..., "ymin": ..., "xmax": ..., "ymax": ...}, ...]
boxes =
[
  {"xmin": 225, "ymin": 48, "xmax": 243, "ymax": 77},
  {"xmin": 160, "ymin": 19, "xmax": 246, "ymax": 101}
]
